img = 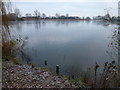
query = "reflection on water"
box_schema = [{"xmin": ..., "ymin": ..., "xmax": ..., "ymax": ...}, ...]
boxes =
[{"xmin": 10, "ymin": 20, "xmax": 118, "ymax": 77}]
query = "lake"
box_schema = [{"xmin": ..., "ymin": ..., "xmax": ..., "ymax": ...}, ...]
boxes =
[{"xmin": 10, "ymin": 20, "xmax": 118, "ymax": 77}]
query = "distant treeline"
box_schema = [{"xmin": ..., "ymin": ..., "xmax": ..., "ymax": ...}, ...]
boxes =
[
  {"xmin": 7, "ymin": 14, "xmax": 91, "ymax": 21},
  {"xmin": 5, "ymin": 12, "xmax": 119, "ymax": 22}
]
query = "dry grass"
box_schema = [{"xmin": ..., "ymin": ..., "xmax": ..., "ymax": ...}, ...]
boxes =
[
  {"xmin": 2, "ymin": 40, "xmax": 18, "ymax": 60},
  {"xmin": 99, "ymin": 61, "xmax": 119, "ymax": 88},
  {"xmin": 1, "ymin": 1, "xmax": 19, "ymax": 63}
]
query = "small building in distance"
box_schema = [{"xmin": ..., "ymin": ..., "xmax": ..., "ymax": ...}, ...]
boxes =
[
  {"xmin": 26, "ymin": 13, "xmax": 32, "ymax": 18},
  {"xmin": 93, "ymin": 14, "xmax": 111, "ymax": 21},
  {"xmin": 93, "ymin": 15, "xmax": 103, "ymax": 20}
]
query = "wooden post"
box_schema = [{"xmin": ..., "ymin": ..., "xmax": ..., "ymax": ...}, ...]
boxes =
[
  {"xmin": 72, "ymin": 75, "xmax": 75, "ymax": 79},
  {"xmin": 44, "ymin": 60, "xmax": 47, "ymax": 65},
  {"xmin": 27, "ymin": 60, "xmax": 30, "ymax": 64},
  {"xmin": 56, "ymin": 65, "xmax": 59, "ymax": 74}
]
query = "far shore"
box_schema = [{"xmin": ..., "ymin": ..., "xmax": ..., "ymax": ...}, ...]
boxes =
[{"xmin": 19, "ymin": 18, "xmax": 92, "ymax": 21}]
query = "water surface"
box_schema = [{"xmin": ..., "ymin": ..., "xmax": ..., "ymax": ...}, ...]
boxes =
[{"xmin": 11, "ymin": 20, "xmax": 118, "ymax": 77}]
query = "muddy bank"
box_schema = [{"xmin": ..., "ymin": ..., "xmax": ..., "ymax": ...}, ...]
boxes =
[{"xmin": 2, "ymin": 61, "xmax": 78, "ymax": 88}]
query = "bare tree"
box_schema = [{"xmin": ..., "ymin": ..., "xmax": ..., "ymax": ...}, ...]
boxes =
[
  {"xmin": 55, "ymin": 13, "xmax": 60, "ymax": 18},
  {"xmin": 34, "ymin": 9, "xmax": 40, "ymax": 18},
  {"xmin": 1, "ymin": 1, "xmax": 12, "ymax": 41},
  {"xmin": 42, "ymin": 13, "xmax": 46, "ymax": 19},
  {"xmin": 38, "ymin": 12, "xmax": 40, "ymax": 18},
  {"xmin": 66, "ymin": 13, "xmax": 69, "ymax": 18},
  {"xmin": 14, "ymin": 8, "xmax": 21, "ymax": 17}
]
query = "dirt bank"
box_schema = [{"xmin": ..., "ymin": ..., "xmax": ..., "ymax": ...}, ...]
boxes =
[{"xmin": 2, "ymin": 61, "xmax": 77, "ymax": 88}]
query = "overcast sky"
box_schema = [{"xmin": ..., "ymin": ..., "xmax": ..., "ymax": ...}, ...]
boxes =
[{"xmin": 11, "ymin": 0, "xmax": 119, "ymax": 17}]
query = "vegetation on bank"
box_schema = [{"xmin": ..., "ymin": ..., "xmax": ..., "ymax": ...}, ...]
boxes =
[
  {"xmin": 2, "ymin": 57, "xmax": 120, "ymax": 88},
  {"xmin": 2, "ymin": 41, "xmax": 17, "ymax": 60},
  {"xmin": 1, "ymin": 1, "xmax": 29, "ymax": 64}
]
